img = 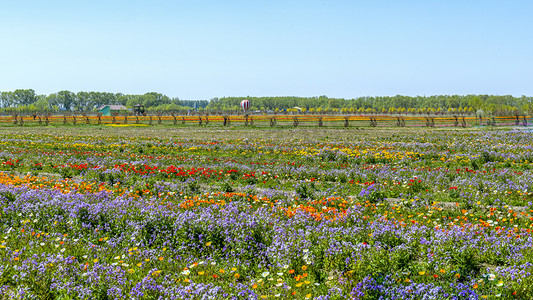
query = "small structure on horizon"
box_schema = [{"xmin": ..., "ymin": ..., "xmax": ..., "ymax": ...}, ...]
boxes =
[
  {"xmin": 133, "ymin": 104, "xmax": 145, "ymax": 116},
  {"xmin": 97, "ymin": 105, "xmax": 128, "ymax": 116}
]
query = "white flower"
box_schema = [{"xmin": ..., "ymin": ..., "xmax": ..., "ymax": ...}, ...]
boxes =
[
  {"xmin": 276, "ymin": 283, "xmax": 283, "ymax": 287},
  {"xmin": 277, "ymin": 272, "xmax": 283, "ymax": 276},
  {"xmin": 210, "ymin": 261, "xmax": 216, "ymax": 265},
  {"xmin": 262, "ymin": 271, "xmax": 270, "ymax": 278},
  {"xmin": 283, "ymin": 264, "xmax": 289, "ymax": 269},
  {"xmin": 181, "ymin": 269, "xmax": 190, "ymax": 275},
  {"xmin": 303, "ymin": 249, "xmax": 309, "ymax": 253},
  {"xmin": 40, "ymin": 243, "xmax": 45, "ymax": 246}
]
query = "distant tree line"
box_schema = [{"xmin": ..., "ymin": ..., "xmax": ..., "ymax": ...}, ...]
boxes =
[
  {"xmin": 0, "ymin": 90, "xmax": 208, "ymax": 113},
  {"xmin": 2, "ymin": 90, "xmax": 533, "ymax": 116},
  {"xmin": 208, "ymin": 95, "xmax": 533, "ymax": 116}
]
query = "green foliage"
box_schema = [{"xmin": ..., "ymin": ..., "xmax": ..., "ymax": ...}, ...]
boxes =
[
  {"xmin": 295, "ymin": 183, "xmax": 315, "ymax": 199},
  {"xmin": 222, "ymin": 182, "xmax": 234, "ymax": 192},
  {"xmin": 450, "ymin": 247, "xmax": 481, "ymax": 277},
  {"xmin": 0, "ymin": 191, "xmax": 17, "ymax": 203}
]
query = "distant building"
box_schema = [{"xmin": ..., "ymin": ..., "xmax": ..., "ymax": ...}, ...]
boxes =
[{"xmin": 97, "ymin": 105, "xmax": 128, "ymax": 116}]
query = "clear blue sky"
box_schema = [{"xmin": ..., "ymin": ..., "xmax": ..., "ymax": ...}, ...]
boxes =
[{"xmin": 1, "ymin": 0, "xmax": 532, "ymax": 100}]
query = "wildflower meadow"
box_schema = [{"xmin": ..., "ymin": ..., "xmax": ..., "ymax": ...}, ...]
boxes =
[{"xmin": 1, "ymin": 126, "xmax": 533, "ymax": 299}]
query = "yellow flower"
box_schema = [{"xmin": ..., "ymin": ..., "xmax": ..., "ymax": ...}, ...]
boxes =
[
  {"xmin": 93, "ymin": 259, "xmax": 98, "ymax": 263},
  {"xmin": 234, "ymin": 273, "xmax": 240, "ymax": 279},
  {"xmin": 198, "ymin": 271, "xmax": 205, "ymax": 275},
  {"xmin": 305, "ymin": 294, "xmax": 312, "ymax": 299},
  {"xmin": 219, "ymin": 269, "xmax": 225, "ymax": 273},
  {"xmin": 205, "ymin": 241, "xmax": 212, "ymax": 246},
  {"xmin": 295, "ymin": 283, "xmax": 303, "ymax": 287},
  {"xmin": 128, "ymin": 269, "xmax": 135, "ymax": 273},
  {"xmin": 301, "ymin": 265, "xmax": 307, "ymax": 271},
  {"xmin": 136, "ymin": 263, "xmax": 142, "ymax": 267},
  {"xmin": 455, "ymin": 273, "xmax": 461, "ymax": 279},
  {"xmin": 231, "ymin": 267, "xmax": 237, "ymax": 271},
  {"xmin": 419, "ymin": 271, "xmax": 425, "ymax": 275}
]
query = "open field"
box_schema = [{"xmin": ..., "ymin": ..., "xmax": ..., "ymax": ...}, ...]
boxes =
[{"xmin": 1, "ymin": 126, "xmax": 533, "ymax": 299}]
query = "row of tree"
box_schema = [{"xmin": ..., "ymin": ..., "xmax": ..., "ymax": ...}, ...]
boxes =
[
  {"xmin": 2, "ymin": 90, "xmax": 533, "ymax": 116},
  {"xmin": 0, "ymin": 90, "xmax": 208, "ymax": 112},
  {"xmin": 208, "ymin": 95, "xmax": 533, "ymax": 116}
]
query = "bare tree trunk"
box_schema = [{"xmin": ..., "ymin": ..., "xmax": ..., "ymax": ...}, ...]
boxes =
[{"xmin": 172, "ymin": 113, "xmax": 177, "ymax": 125}]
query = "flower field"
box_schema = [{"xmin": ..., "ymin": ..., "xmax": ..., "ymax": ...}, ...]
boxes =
[{"xmin": 1, "ymin": 126, "xmax": 533, "ymax": 299}]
